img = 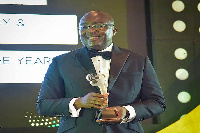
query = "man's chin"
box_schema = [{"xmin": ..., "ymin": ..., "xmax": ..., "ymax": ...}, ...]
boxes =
[{"xmin": 86, "ymin": 43, "xmax": 103, "ymax": 50}]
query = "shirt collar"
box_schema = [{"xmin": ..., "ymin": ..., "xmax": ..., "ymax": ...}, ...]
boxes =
[{"xmin": 101, "ymin": 43, "xmax": 113, "ymax": 52}]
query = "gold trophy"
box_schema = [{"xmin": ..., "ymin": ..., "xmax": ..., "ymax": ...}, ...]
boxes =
[{"xmin": 86, "ymin": 73, "xmax": 117, "ymax": 123}]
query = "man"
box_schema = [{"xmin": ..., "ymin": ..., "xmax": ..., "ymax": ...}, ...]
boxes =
[{"xmin": 36, "ymin": 11, "xmax": 166, "ymax": 133}]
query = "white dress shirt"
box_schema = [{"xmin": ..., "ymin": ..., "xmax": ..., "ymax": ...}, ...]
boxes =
[{"xmin": 69, "ymin": 43, "xmax": 136, "ymax": 122}]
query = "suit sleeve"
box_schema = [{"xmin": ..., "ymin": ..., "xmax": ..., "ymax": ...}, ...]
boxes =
[
  {"xmin": 36, "ymin": 57, "xmax": 72, "ymax": 117},
  {"xmin": 131, "ymin": 57, "xmax": 166, "ymax": 122}
]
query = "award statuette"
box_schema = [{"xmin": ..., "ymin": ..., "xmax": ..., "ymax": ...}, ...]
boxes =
[{"xmin": 86, "ymin": 73, "xmax": 117, "ymax": 123}]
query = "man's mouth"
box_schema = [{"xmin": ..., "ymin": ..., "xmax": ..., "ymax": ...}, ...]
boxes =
[{"xmin": 89, "ymin": 36, "xmax": 99, "ymax": 39}]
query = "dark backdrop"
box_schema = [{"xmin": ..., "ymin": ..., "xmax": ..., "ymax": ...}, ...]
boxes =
[
  {"xmin": 1, "ymin": 0, "xmax": 199, "ymax": 133},
  {"xmin": 0, "ymin": 0, "xmax": 149, "ymax": 132}
]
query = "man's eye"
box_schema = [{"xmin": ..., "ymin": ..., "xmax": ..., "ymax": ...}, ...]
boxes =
[
  {"xmin": 81, "ymin": 26, "xmax": 88, "ymax": 30},
  {"xmin": 95, "ymin": 25, "xmax": 104, "ymax": 28}
]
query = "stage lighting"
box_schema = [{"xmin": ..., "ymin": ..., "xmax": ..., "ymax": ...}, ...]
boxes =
[
  {"xmin": 180, "ymin": 114, "xmax": 186, "ymax": 119},
  {"xmin": 173, "ymin": 20, "xmax": 186, "ymax": 32},
  {"xmin": 172, "ymin": 1, "xmax": 185, "ymax": 12},
  {"xmin": 175, "ymin": 68, "xmax": 189, "ymax": 80},
  {"xmin": 174, "ymin": 48, "xmax": 187, "ymax": 60},
  {"xmin": 177, "ymin": 91, "xmax": 191, "ymax": 103},
  {"xmin": 198, "ymin": 3, "xmax": 200, "ymax": 12},
  {"xmin": 25, "ymin": 111, "xmax": 60, "ymax": 127}
]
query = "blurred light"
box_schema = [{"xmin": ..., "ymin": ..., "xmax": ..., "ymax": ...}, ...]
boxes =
[
  {"xmin": 173, "ymin": 20, "xmax": 186, "ymax": 32},
  {"xmin": 176, "ymin": 68, "xmax": 189, "ymax": 80},
  {"xmin": 178, "ymin": 91, "xmax": 191, "ymax": 103},
  {"xmin": 24, "ymin": 111, "xmax": 60, "ymax": 127},
  {"xmin": 198, "ymin": 3, "xmax": 200, "ymax": 12},
  {"xmin": 174, "ymin": 48, "xmax": 187, "ymax": 60},
  {"xmin": 56, "ymin": 124, "xmax": 60, "ymax": 127},
  {"xmin": 180, "ymin": 114, "xmax": 187, "ymax": 119},
  {"xmin": 172, "ymin": 1, "xmax": 185, "ymax": 12},
  {"xmin": 199, "ymin": 27, "xmax": 200, "ymax": 33}
]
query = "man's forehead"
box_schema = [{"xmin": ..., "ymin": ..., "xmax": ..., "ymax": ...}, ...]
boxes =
[
  {"xmin": 79, "ymin": 22, "xmax": 111, "ymax": 26},
  {"xmin": 79, "ymin": 11, "xmax": 114, "ymax": 25}
]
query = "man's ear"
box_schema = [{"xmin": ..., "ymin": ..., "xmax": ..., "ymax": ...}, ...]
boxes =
[{"xmin": 113, "ymin": 27, "xmax": 117, "ymax": 35}]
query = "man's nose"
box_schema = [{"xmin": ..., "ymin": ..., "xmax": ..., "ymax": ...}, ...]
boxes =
[
  {"xmin": 86, "ymin": 27, "xmax": 99, "ymax": 35},
  {"xmin": 88, "ymin": 26, "xmax": 98, "ymax": 32}
]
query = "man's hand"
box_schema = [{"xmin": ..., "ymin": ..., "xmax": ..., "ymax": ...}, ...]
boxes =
[
  {"xmin": 74, "ymin": 92, "xmax": 108, "ymax": 110},
  {"xmin": 97, "ymin": 106, "xmax": 127, "ymax": 124}
]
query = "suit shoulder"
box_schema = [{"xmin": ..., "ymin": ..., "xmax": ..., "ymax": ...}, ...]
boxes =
[
  {"xmin": 53, "ymin": 48, "xmax": 81, "ymax": 60},
  {"xmin": 119, "ymin": 47, "xmax": 147, "ymax": 60}
]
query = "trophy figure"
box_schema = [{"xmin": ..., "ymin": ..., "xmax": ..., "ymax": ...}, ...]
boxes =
[{"xmin": 86, "ymin": 73, "xmax": 117, "ymax": 123}]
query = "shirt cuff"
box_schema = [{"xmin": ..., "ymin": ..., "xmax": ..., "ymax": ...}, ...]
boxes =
[
  {"xmin": 69, "ymin": 98, "xmax": 81, "ymax": 117},
  {"xmin": 121, "ymin": 105, "xmax": 136, "ymax": 123}
]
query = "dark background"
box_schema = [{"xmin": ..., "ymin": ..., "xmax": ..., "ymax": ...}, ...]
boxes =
[{"xmin": 0, "ymin": 0, "xmax": 199, "ymax": 132}]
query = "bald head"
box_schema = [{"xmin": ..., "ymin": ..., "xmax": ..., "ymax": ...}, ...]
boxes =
[
  {"xmin": 79, "ymin": 11, "xmax": 114, "ymax": 26},
  {"xmin": 79, "ymin": 11, "xmax": 117, "ymax": 50}
]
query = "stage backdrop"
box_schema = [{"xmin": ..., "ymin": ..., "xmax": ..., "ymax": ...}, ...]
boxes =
[{"xmin": 0, "ymin": 0, "xmax": 152, "ymax": 133}]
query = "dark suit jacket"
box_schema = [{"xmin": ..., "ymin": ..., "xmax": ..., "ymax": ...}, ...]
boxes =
[{"xmin": 36, "ymin": 45, "xmax": 166, "ymax": 133}]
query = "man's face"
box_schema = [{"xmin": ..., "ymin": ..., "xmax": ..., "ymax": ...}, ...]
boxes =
[{"xmin": 79, "ymin": 11, "xmax": 116, "ymax": 51}]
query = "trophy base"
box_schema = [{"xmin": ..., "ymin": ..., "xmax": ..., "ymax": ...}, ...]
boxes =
[
  {"xmin": 95, "ymin": 110, "xmax": 117, "ymax": 123},
  {"xmin": 102, "ymin": 110, "xmax": 117, "ymax": 119}
]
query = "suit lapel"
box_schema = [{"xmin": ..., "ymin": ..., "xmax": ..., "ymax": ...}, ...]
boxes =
[
  {"xmin": 108, "ymin": 45, "xmax": 130, "ymax": 91},
  {"xmin": 71, "ymin": 45, "xmax": 129, "ymax": 92},
  {"xmin": 72, "ymin": 46, "xmax": 96, "ymax": 75},
  {"xmin": 72, "ymin": 46, "xmax": 100, "ymax": 92}
]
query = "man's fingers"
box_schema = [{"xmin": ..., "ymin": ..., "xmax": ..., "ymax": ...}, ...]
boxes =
[
  {"xmin": 89, "ymin": 97, "xmax": 107, "ymax": 103},
  {"xmin": 90, "ymin": 92, "xmax": 108, "ymax": 98},
  {"xmin": 88, "ymin": 98, "xmax": 107, "ymax": 107},
  {"xmin": 92, "ymin": 93, "xmax": 107, "ymax": 99},
  {"xmin": 87, "ymin": 103, "xmax": 103, "ymax": 109},
  {"xmin": 93, "ymin": 104, "xmax": 104, "ymax": 109},
  {"xmin": 100, "ymin": 118, "xmax": 122, "ymax": 124},
  {"xmin": 80, "ymin": 92, "xmax": 108, "ymax": 109}
]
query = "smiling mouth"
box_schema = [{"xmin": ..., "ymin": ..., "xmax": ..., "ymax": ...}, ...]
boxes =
[{"xmin": 89, "ymin": 36, "xmax": 99, "ymax": 39}]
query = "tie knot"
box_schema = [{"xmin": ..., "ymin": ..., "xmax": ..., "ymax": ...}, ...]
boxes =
[{"xmin": 88, "ymin": 49, "xmax": 111, "ymax": 60}]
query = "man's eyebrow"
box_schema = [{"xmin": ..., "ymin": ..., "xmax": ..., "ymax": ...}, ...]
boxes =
[
  {"xmin": 92, "ymin": 22, "xmax": 104, "ymax": 24},
  {"xmin": 79, "ymin": 22, "xmax": 105, "ymax": 26}
]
